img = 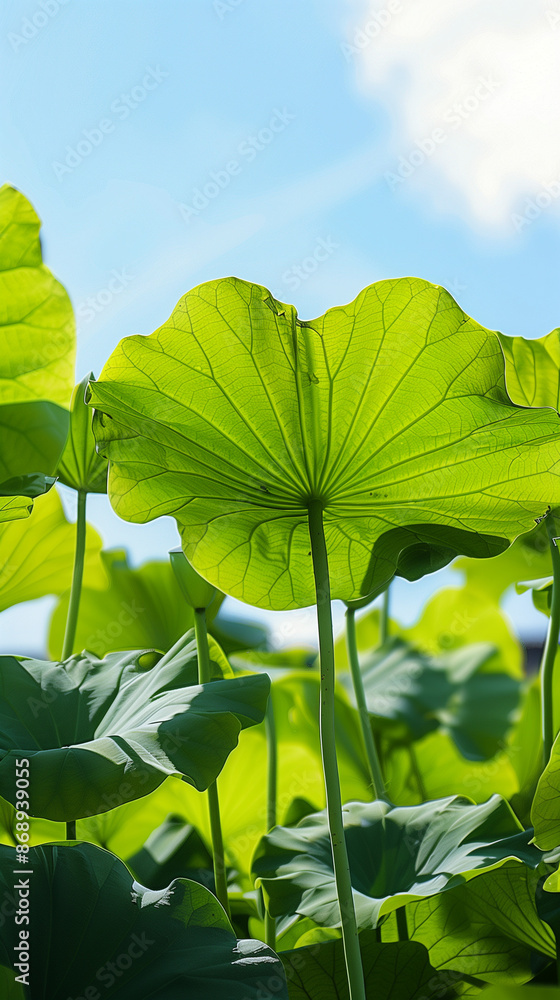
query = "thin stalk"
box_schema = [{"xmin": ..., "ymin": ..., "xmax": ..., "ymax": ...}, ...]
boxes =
[
  {"xmin": 379, "ymin": 586, "xmax": 390, "ymax": 646},
  {"xmin": 61, "ymin": 490, "xmax": 87, "ymax": 660},
  {"xmin": 66, "ymin": 821, "xmax": 76, "ymax": 840},
  {"xmin": 345, "ymin": 608, "xmax": 386, "ymax": 800},
  {"xmin": 541, "ymin": 519, "xmax": 560, "ymax": 766},
  {"xmin": 193, "ymin": 608, "xmax": 231, "ymax": 920},
  {"xmin": 396, "ymin": 907, "xmax": 408, "ymax": 941},
  {"xmin": 308, "ymin": 500, "xmax": 366, "ymax": 1000},
  {"xmin": 408, "ymin": 743, "xmax": 428, "ymax": 802},
  {"xmin": 264, "ymin": 697, "xmax": 277, "ymax": 951}
]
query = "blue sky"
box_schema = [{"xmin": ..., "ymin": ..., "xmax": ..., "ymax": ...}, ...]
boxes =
[{"xmin": 1, "ymin": 0, "xmax": 558, "ymax": 651}]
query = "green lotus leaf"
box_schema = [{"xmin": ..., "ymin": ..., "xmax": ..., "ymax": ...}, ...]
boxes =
[
  {"xmin": 340, "ymin": 636, "xmax": 520, "ymax": 759},
  {"xmin": 0, "ymin": 474, "xmax": 55, "ymax": 522},
  {"xmin": 453, "ymin": 521, "xmax": 553, "ymax": 605},
  {"xmin": 0, "ymin": 640, "xmax": 269, "ymax": 822},
  {"xmin": 0, "ymin": 841, "xmax": 287, "ymax": 999},
  {"xmin": 516, "ymin": 576, "xmax": 554, "ymax": 617},
  {"xmin": 408, "ymin": 862, "xmax": 554, "ymax": 985},
  {"xmin": 0, "ymin": 487, "xmax": 105, "ymax": 613},
  {"xmin": 0, "ymin": 185, "xmax": 75, "ymax": 513},
  {"xmin": 498, "ymin": 328, "xmax": 560, "ymax": 410},
  {"xmin": 55, "ymin": 372, "xmax": 108, "ymax": 493},
  {"xmin": 531, "ymin": 730, "xmax": 560, "ymax": 849},
  {"xmin": 252, "ymin": 796, "xmax": 542, "ymax": 930},
  {"xmin": 89, "ymin": 276, "xmax": 560, "ymax": 611},
  {"xmin": 280, "ymin": 935, "xmax": 461, "ymax": 1000}
]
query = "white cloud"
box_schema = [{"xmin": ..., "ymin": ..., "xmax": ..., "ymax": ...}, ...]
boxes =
[{"xmin": 347, "ymin": 0, "xmax": 560, "ymax": 229}]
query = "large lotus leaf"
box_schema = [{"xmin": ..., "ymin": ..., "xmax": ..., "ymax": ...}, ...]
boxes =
[
  {"xmin": 0, "ymin": 487, "xmax": 106, "ymax": 614},
  {"xmin": 174, "ymin": 671, "xmax": 371, "ymax": 884},
  {"xmin": 252, "ymin": 796, "xmax": 542, "ymax": 930},
  {"xmin": 55, "ymin": 372, "xmax": 108, "ymax": 493},
  {"xmin": 340, "ymin": 636, "xmax": 520, "ymax": 759},
  {"xmin": 0, "ymin": 842, "xmax": 287, "ymax": 999},
  {"xmin": 0, "ymin": 185, "xmax": 75, "ymax": 512},
  {"xmin": 281, "ymin": 934, "xmax": 462, "ymax": 1000},
  {"xmin": 89, "ymin": 276, "xmax": 560, "ymax": 611},
  {"xmin": 408, "ymin": 862, "xmax": 554, "ymax": 985},
  {"xmin": 0, "ymin": 641, "xmax": 269, "ymax": 821}
]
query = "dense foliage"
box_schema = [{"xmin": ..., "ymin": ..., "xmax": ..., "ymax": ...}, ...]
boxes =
[{"xmin": 2, "ymin": 183, "xmax": 560, "ymax": 997}]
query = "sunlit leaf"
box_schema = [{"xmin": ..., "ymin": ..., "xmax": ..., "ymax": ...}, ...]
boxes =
[
  {"xmin": 409, "ymin": 862, "xmax": 554, "ymax": 985},
  {"xmin": 0, "ymin": 487, "xmax": 105, "ymax": 613},
  {"xmin": 90, "ymin": 277, "xmax": 560, "ymax": 610},
  {"xmin": 0, "ymin": 185, "xmax": 75, "ymax": 516}
]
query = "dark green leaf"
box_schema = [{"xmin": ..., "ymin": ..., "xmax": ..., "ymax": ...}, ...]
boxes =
[
  {"xmin": 253, "ymin": 797, "xmax": 543, "ymax": 929},
  {"xmin": 0, "ymin": 640, "xmax": 269, "ymax": 821},
  {"xmin": 0, "ymin": 841, "xmax": 287, "ymax": 999},
  {"xmin": 281, "ymin": 934, "xmax": 462, "ymax": 999}
]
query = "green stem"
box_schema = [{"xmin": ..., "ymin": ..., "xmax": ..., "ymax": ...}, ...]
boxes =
[
  {"xmin": 194, "ymin": 608, "xmax": 231, "ymax": 920},
  {"xmin": 61, "ymin": 490, "xmax": 87, "ymax": 660},
  {"xmin": 264, "ymin": 696, "xmax": 277, "ymax": 951},
  {"xmin": 66, "ymin": 820, "xmax": 76, "ymax": 840},
  {"xmin": 346, "ymin": 608, "xmax": 386, "ymax": 800},
  {"xmin": 541, "ymin": 519, "xmax": 560, "ymax": 766},
  {"xmin": 408, "ymin": 743, "xmax": 428, "ymax": 801},
  {"xmin": 380, "ymin": 586, "xmax": 390, "ymax": 646},
  {"xmin": 396, "ymin": 907, "xmax": 408, "ymax": 941},
  {"xmin": 308, "ymin": 500, "xmax": 366, "ymax": 1000}
]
